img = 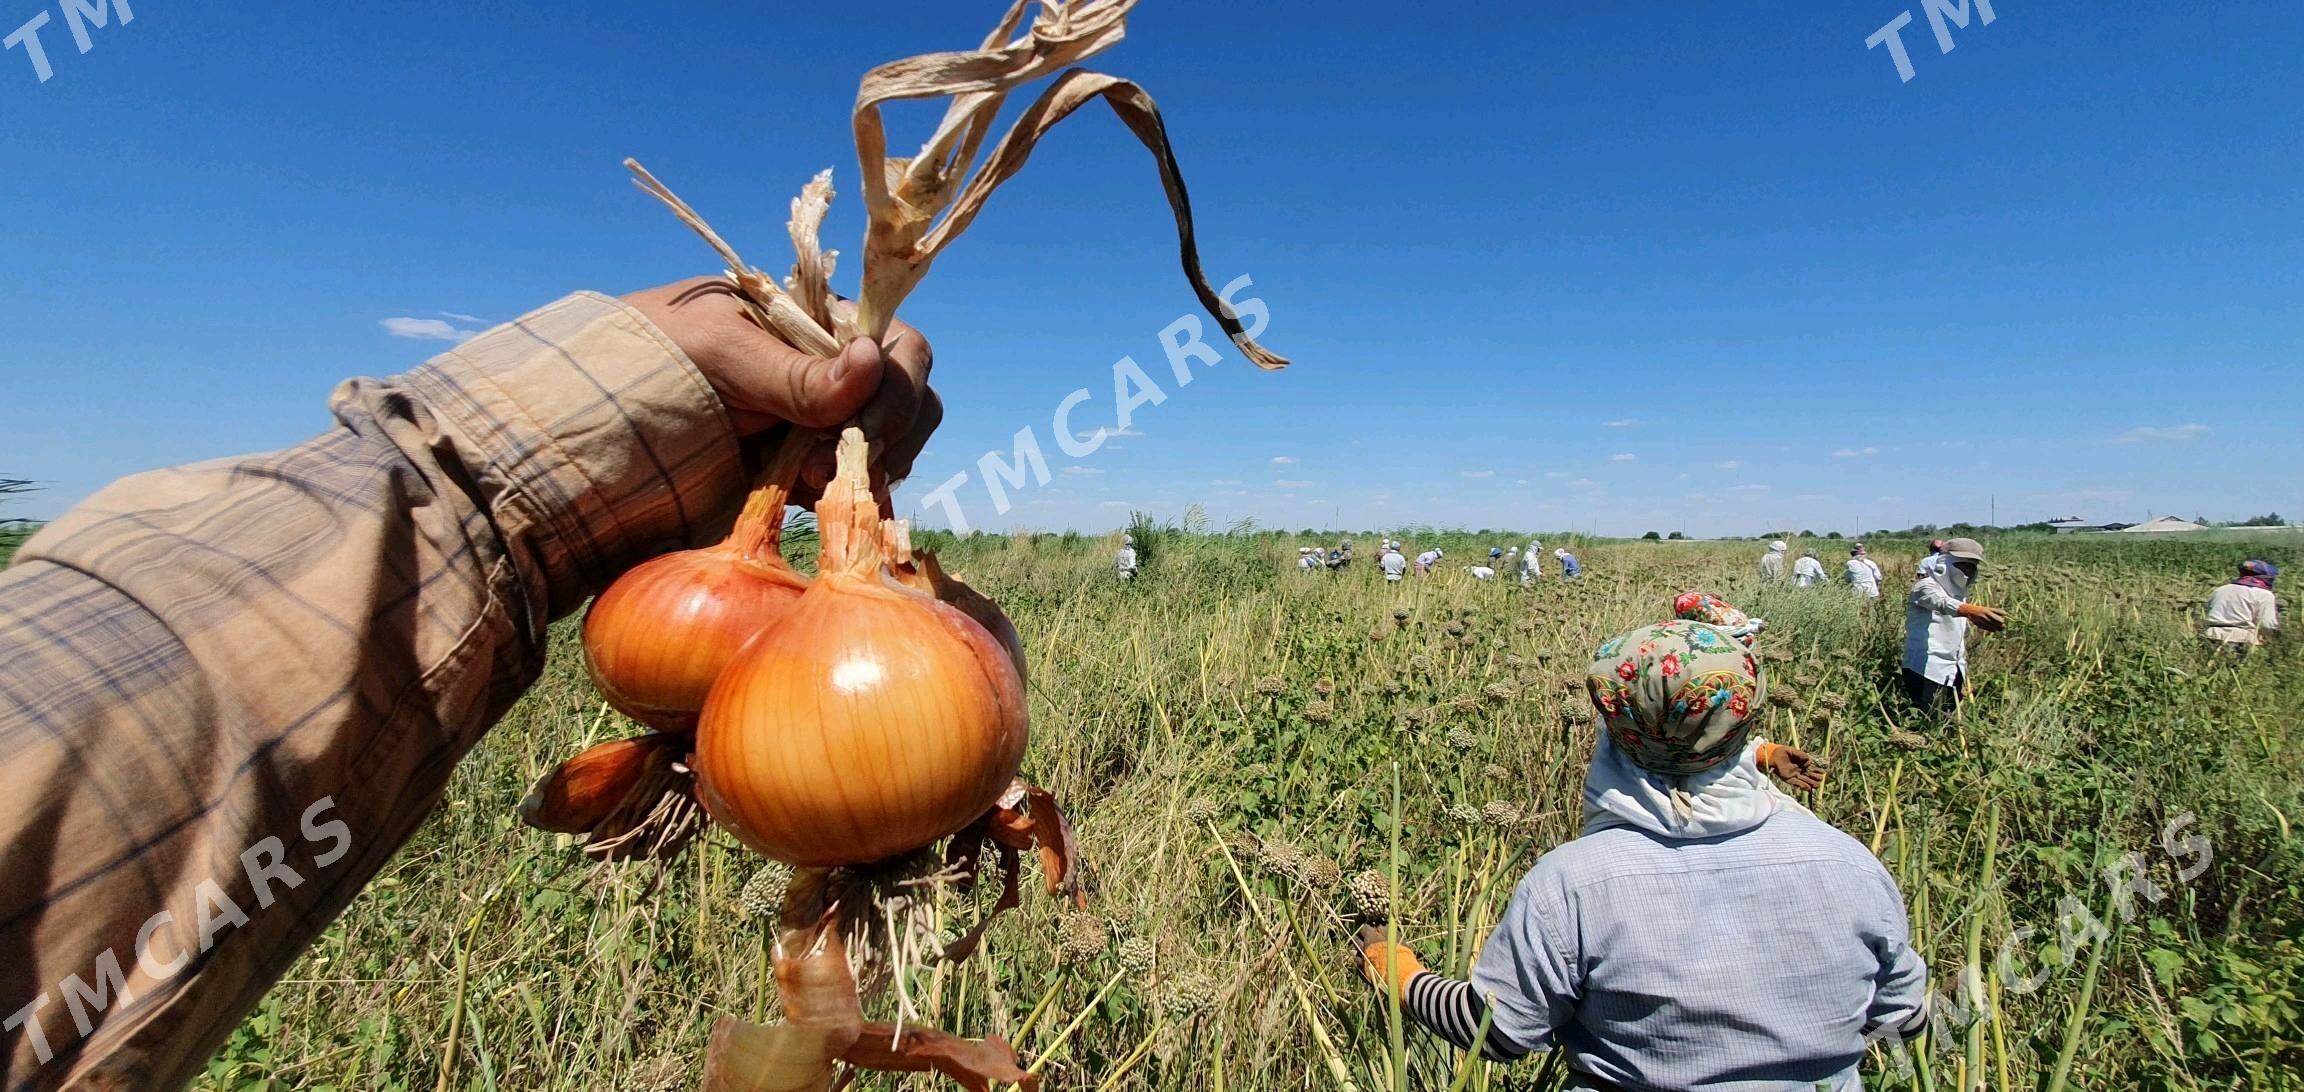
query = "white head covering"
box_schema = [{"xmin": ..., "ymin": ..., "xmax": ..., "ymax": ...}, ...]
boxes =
[
  {"xmin": 1583, "ymin": 734, "xmax": 1806, "ymax": 839},
  {"xmin": 1768, "ymin": 540, "xmax": 1787, "ymax": 552}
]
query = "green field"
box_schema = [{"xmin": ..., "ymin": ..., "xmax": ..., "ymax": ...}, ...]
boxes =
[{"xmin": 189, "ymin": 532, "xmax": 2301, "ymax": 1091}]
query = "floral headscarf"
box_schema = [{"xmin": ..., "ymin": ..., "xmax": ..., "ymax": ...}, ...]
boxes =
[
  {"xmin": 1587, "ymin": 620, "xmax": 1764, "ymax": 776},
  {"xmin": 2237, "ymin": 560, "xmax": 2279, "ymax": 591}
]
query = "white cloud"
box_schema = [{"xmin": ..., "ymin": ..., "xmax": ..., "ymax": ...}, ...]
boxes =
[
  {"xmin": 1209, "ymin": 479, "xmax": 1243, "ymax": 486},
  {"xmin": 380, "ymin": 317, "xmax": 477, "ymax": 343},
  {"xmin": 1098, "ymin": 500, "xmax": 1132, "ymax": 509},
  {"xmin": 1461, "ymin": 470, "xmax": 1495, "ymax": 478},
  {"xmin": 1270, "ymin": 456, "xmax": 1299, "ymax": 465},
  {"xmin": 440, "ymin": 311, "xmax": 488, "ymax": 325},
  {"xmin": 1832, "ymin": 447, "xmax": 1880, "ymax": 459},
  {"xmin": 1610, "ymin": 453, "xmax": 1637, "ymax": 462},
  {"xmin": 1274, "ymin": 479, "xmax": 1314, "ymax": 489},
  {"xmin": 1606, "ymin": 419, "xmax": 1640, "ymax": 428},
  {"xmin": 1515, "ymin": 479, "xmax": 1529, "ymax": 485},
  {"xmin": 1061, "ymin": 466, "xmax": 1103, "ymax": 476},
  {"xmin": 2119, "ymin": 424, "xmax": 2209, "ymax": 444},
  {"xmin": 1569, "ymin": 478, "xmax": 1598, "ymax": 488},
  {"xmin": 1717, "ymin": 460, "xmax": 1742, "ymax": 470},
  {"xmin": 1545, "ymin": 471, "xmax": 1571, "ymax": 480}
]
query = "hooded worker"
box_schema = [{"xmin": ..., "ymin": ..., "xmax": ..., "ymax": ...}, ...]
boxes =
[
  {"xmin": 1520, "ymin": 540, "xmax": 1543, "ymax": 584},
  {"xmin": 1903, "ymin": 537, "xmax": 2006, "ymax": 713},
  {"xmin": 1846, "ymin": 544, "xmax": 1884, "ymax": 599},
  {"xmin": 1114, "ymin": 533, "xmax": 1139, "ymax": 581},
  {"xmin": 1356, "ymin": 621, "xmax": 1920, "ymax": 1088},
  {"xmin": 1915, "ymin": 539, "xmax": 1949, "ymax": 578},
  {"xmin": 1792, "ymin": 549, "xmax": 1827, "ymax": 587},
  {"xmin": 1380, "ymin": 543, "xmax": 1408, "ymax": 582},
  {"xmin": 1554, "ymin": 548, "xmax": 1581, "ymax": 578},
  {"xmin": 1760, "ymin": 540, "xmax": 1788, "ymax": 582},
  {"xmin": 2204, "ymin": 560, "xmax": 2281, "ymax": 651}
]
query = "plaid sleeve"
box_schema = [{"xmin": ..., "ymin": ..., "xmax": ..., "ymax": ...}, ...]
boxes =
[{"xmin": 0, "ymin": 292, "xmax": 744, "ymax": 1089}]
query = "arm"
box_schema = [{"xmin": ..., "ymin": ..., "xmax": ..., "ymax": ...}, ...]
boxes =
[
  {"xmin": 0, "ymin": 285, "xmax": 932, "ymax": 1088},
  {"xmin": 1863, "ymin": 872, "xmax": 1932, "ymax": 1045},
  {"xmin": 1359, "ymin": 931, "xmax": 1530, "ymax": 1062}
]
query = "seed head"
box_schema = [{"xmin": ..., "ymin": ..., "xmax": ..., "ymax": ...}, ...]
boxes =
[
  {"xmin": 1409, "ymin": 655, "xmax": 1435, "ymax": 674},
  {"xmin": 1346, "ymin": 869, "xmax": 1392, "ymax": 919},
  {"xmin": 1117, "ymin": 936, "xmax": 1157, "ymax": 976},
  {"xmin": 1482, "ymin": 800, "xmax": 1522, "ymax": 827},
  {"xmin": 1445, "ymin": 621, "xmax": 1467, "ymax": 637},
  {"xmin": 1183, "ymin": 797, "xmax": 1225, "ymax": 824},
  {"xmin": 1056, "ymin": 913, "xmax": 1109, "ymax": 964},
  {"xmin": 1253, "ymin": 675, "xmax": 1285, "ymax": 696},
  {"xmin": 1162, "ymin": 973, "xmax": 1219, "ymax": 1018},
  {"xmin": 1819, "ymin": 692, "xmax": 1849, "ymax": 711},
  {"xmin": 1303, "ymin": 700, "xmax": 1334, "ymax": 725},
  {"xmin": 1444, "ymin": 727, "xmax": 1482, "ymax": 752},
  {"xmin": 1887, "ymin": 729, "xmax": 1929, "ymax": 752},
  {"xmin": 1313, "ymin": 678, "xmax": 1335, "ymax": 697},
  {"xmin": 737, "ymin": 864, "xmax": 791, "ymax": 923},
  {"xmin": 1392, "ymin": 607, "xmax": 1412, "ymax": 622},
  {"xmin": 1482, "ymin": 763, "xmax": 1510, "ymax": 781},
  {"xmin": 1483, "ymin": 681, "xmax": 1519, "ymax": 703}
]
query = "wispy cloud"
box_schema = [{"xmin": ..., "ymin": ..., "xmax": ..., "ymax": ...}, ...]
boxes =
[
  {"xmin": 1098, "ymin": 500, "xmax": 1133, "ymax": 509},
  {"xmin": 1209, "ymin": 479, "xmax": 1242, "ymax": 486},
  {"xmin": 1832, "ymin": 447, "xmax": 1880, "ymax": 458},
  {"xmin": 1544, "ymin": 471, "xmax": 1571, "ymax": 480},
  {"xmin": 1569, "ymin": 478, "xmax": 1598, "ymax": 488},
  {"xmin": 1061, "ymin": 465, "xmax": 1103, "ymax": 476},
  {"xmin": 1461, "ymin": 469, "xmax": 1495, "ymax": 479},
  {"xmin": 440, "ymin": 312, "xmax": 488, "ymax": 325},
  {"xmin": 1606, "ymin": 419, "xmax": 1641, "ymax": 428},
  {"xmin": 1610, "ymin": 453, "xmax": 1637, "ymax": 462},
  {"xmin": 1515, "ymin": 479, "xmax": 1529, "ymax": 485},
  {"xmin": 1270, "ymin": 455, "xmax": 1299, "ymax": 465},
  {"xmin": 2119, "ymin": 423, "xmax": 2209, "ymax": 444},
  {"xmin": 1717, "ymin": 460, "xmax": 1742, "ymax": 470},
  {"xmin": 379, "ymin": 317, "xmax": 478, "ymax": 343},
  {"xmin": 1274, "ymin": 479, "xmax": 1314, "ymax": 489}
]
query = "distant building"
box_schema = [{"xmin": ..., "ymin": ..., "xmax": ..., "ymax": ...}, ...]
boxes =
[
  {"xmin": 2047, "ymin": 517, "xmax": 2105, "ymax": 534},
  {"xmin": 2116, "ymin": 516, "xmax": 2209, "ymax": 534}
]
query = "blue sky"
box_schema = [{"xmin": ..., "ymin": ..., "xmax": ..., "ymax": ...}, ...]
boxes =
[{"xmin": 3, "ymin": 1, "xmax": 2297, "ymax": 537}]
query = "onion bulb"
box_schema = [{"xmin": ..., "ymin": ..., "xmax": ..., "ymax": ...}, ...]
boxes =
[
  {"xmin": 886, "ymin": 520, "xmax": 1026, "ymax": 682},
  {"xmin": 519, "ymin": 733, "xmax": 685, "ymax": 834},
  {"xmin": 582, "ymin": 443, "xmax": 811, "ymax": 731},
  {"xmin": 696, "ymin": 429, "xmax": 1028, "ymax": 867}
]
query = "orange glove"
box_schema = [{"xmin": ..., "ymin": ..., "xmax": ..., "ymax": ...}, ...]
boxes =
[
  {"xmin": 1755, "ymin": 742, "xmax": 1827, "ymax": 791},
  {"xmin": 1957, "ymin": 603, "xmax": 2008, "ymax": 632},
  {"xmin": 1355, "ymin": 925, "xmax": 1425, "ymax": 997}
]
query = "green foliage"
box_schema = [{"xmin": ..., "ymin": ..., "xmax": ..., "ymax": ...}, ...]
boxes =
[{"xmin": 203, "ymin": 534, "xmax": 2303, "ymax": 1090}]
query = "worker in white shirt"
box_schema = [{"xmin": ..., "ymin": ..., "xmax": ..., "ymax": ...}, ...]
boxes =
[
  {"xmin": 1416, "ymin": 548, "xmax": 1443, "ymax": 575},
  {"xmin": 1792, "ymin": 550, "xmax": 1827, "ymax": 588},
  {"xmin": 1115, "ymin": 533, "xmax": 1140, "ymax": 581},
  {"xmin": 1903, "ymin": 538, "xmax": 2007, "ymax": 714},
  {"xmin": 1915, "ymin": 539, "xmax": 1949, "ymax": 579},
  {"xmin": 1470, "ymin": 564, "xmax": 1497, "ymax": 581},
  {"xmin": 1519, "ymin": 540, "xmax": 1542, "ymax": 584},
  {"xmin": 1298, "ymin": 546, "xmax": 1323, "ymax": 573},
  {"xmin": 1554, "ymin": 548, "xmax": 1581, "ymax": 578},
  {"xmin": 1846, "ymin": 544, "xmax": 1885, "ymax": 599},
  {"xmin": 2203, "ymin": 560, "xmax": 2281, "ymax": 652},
  {"xmin": 1760, "ymin": 540, "xmax": 1787, "ymax": 582},
  {"xmin": 1381, "ymin": 546, "xmax": 1409, "ymax": 583}
]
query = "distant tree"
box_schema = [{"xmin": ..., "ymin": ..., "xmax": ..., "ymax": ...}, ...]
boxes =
[
  {"xmin": 1826, "ymin": 531, "xmax": 1844, "ymax": 540},
  {"xmin": 1799, "ymin": 529, "xmax": 1817, "ymax": 538},
  {"xmin": 1641, "ymin": 531, "xmax": 1663, "ymax": 541},
  {"xmin": 2227, "ymin": 513, "xmax": 2285, "ymax": 527},
  {"xmin": 1667, "ymin": 531, "xmax": 1688, "ymax": 541}
]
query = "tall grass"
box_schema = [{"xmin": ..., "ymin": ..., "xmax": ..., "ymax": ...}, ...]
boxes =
[{"xmin": 199, "ymin": 534, "xmax": 2302, "ymax": 1090}]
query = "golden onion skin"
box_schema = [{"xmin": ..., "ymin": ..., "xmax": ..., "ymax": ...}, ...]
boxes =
[
  {"xmin": 582, "ymin": 549, "xmax": 807, "ymax": 732},
  {"xmin": 692, "ymin": 574, "xmax": 1028, "ymax": 867}
]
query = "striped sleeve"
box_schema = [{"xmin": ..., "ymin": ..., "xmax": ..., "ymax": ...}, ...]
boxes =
[
  {"xmin": 1401, "ymin": 972, "xmax": 1532, "ymax": 1063},
  {"xmin": 0, "ymin": 293, "xmax": 746, "ymax": 1090}
]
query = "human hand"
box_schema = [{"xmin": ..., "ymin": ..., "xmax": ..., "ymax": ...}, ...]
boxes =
[
  {"xmin": 1355, "ymin": 924, "xmax": 1425, "ymax": 996},
  {"xmin": 1757, "ymin": 742, "xmax": 1828, "ymax": 791},
  {"xmin": 624, "ymin": 278, "xmax": 942, "ymax": 495},
  {"xmin": 1957, "ymin": 603, "xmax": 2008, "ymax": 633}
]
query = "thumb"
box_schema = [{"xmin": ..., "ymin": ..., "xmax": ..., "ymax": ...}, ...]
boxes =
[{"xmin": 718, "ymin": 329, "xmax": 887, "ymax": 430}]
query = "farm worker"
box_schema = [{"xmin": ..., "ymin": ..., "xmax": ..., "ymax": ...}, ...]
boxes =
[
  {"xmin": 1298, "ymin": 547, "xmax": 1322, "ymax": 572},
  {"xmin": 0, "ymin": 279, "xmax": 943, "ymax": 1087},
  {"xmin": 1470, "ymin": 564, "xmax": 1498, "ymax": 581},
  {"xmin": 1846, "ymin": 544, "xmax": 1884, "ymax": 599},
  {"xmin": 1554, "ymin": 548, "xmax": 1581, "ymax": 578},
  {"xmin": 1916, "ymin": 539, "xmax": 1949, "ymax": 578},
  {"xmin": 1357, "ymin": 621, "xmax": 1925, "ymax": 1088},
  {"xmin": 1416, "ymin": 548, "xmax": 1443, "ymax": 575},
  {"xmin": 1489, "ymin": 547, "xmax": 1504, "ymax": 563},
  {"xmin": 1793, "ymin": 549, "xmax": 1828, "ymax": 587},
  {"xmin": 1328, "ymin": 539, "xmax": 1352, "ymax": 570},
  {"xmin": 2203, "ymin": 560, "xmax": 2281, "ymax": 651},
  {"xmin": 1519, "ymin": 540, "xmax": 1542, "ymax": 584},
  {"xmin": 1760, "ymin": 540, "xmax": 1787, "ymax": 581},
  {"xmin": 1381, "ymin": 547, "xmax": 1409, "ymax": 583},
  {"xmin": 1114, "ymin": 534, "xmax": 1139, "ymax": 581},
  {"xmin": 1903, "ymin": 537, "xmax": 2007, "ymax": 713}
]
